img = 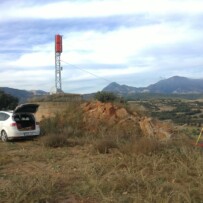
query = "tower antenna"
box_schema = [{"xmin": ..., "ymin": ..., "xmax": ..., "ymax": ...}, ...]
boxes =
[{"xmin": 55, "ymin": 34, "xmax": 63, "ymax": 93}]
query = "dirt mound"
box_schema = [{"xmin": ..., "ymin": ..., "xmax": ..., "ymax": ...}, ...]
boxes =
[{"xmin": 82, "ymin": 101, "xmax": 173, "ymax": 140}]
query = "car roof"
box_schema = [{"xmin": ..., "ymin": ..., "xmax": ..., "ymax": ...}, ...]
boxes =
[{"xmin": 0, "ymin": 111, "xmax": 13, "ymax": 115}]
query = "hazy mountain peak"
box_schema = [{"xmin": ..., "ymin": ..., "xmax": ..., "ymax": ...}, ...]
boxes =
[
  {"xmin": 102, "ymin": 76, "xmax": 203, "ymax": 95},
  {"xmin": 107, "ymin": 82, "xmax": 120, "ymax": 87}
]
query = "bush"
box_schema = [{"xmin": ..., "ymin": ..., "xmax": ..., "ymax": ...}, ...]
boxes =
[
  {"xmin": 94, "ymin": 139, "xmax": 118, "ymax": 154},
  {"xmin": 94, "ymin": 91, "xmax": 119, "ymax": 103},
  {"xmin": 0, "ymin": 90, "xmax": 18, "ymax": 110},
  {"xmin": 42, "ymin": 133, "xmax": 68, "ymax": 148}
]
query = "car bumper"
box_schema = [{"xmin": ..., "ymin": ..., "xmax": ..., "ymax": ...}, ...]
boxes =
[
  {"xmin": 7, "ymin": 135, "xmax": 40, "ymax": 141},
  {"xmin": 6, "ymin": 128, "xmax": 40, "ymax": 139}
]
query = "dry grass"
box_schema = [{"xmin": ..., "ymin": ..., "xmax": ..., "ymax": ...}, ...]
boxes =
[
  {"xmin": 1, "ymin": 102, "xmax": 203, "ymax": 202},
  {"xmin": 42, "ymin": 133, "xmax": 69, "ymax": 148},
  {"xmin": 93, "ymin": 139, "xmax": 118, "ymax": 154},
  {"xmin": 120, "ymin": 136, "xmax": 162, "ymax": 155},
  {"xmin": 0, "ymin": 137, "xmax": 203, "ymax": 203},
  {"xmin": 39, "ymin": 101, "xmax": 84, "ymax": 137}
]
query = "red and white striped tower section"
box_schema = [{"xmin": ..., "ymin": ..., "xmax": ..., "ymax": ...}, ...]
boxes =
[{"xmin": 55, "ymin": 34, "xmax": 63, "ymax": 93}]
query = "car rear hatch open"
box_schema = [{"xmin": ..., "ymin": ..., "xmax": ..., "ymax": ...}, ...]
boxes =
[
  {"xmin": 13, "ymin": 104, "xmax": 39, "ymax": 131},
  {"xmin": 14, "ymin": 104, "xmax": 39, "ymax": 114}
]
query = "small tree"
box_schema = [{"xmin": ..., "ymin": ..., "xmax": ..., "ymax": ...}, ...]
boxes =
[
  {"xmin": 94, "ymin": 91, "xmax": 118, "ymax": 103},
  {"xmin": 0, "ymin": 90, "xmax": 19, "ymax": 110}
]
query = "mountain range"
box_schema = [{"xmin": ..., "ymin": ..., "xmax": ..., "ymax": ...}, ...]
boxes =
[
  {"xmin": 103, "ymin": 76, "xmax": 203, "ymax": 95},
  {"xmin": 1, "ymin": 76, "xmax": 203, "ymax": 102},
  {"xmin": 0, "ymin": 87, "xmax": 48, "ymax": 102}
]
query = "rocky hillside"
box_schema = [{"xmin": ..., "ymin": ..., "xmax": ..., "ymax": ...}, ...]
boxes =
[
  {"xmin": 82, "ymin": 101, "xmax": 173, "ymax": 140},
  {"xmin": 35, "ymin": 101, "xmax": 173, "ymax": 140}
]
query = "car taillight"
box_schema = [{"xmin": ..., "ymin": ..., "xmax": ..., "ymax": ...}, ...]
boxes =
[
  {"xmin": 10, "ymin": 123, "xmax": 17, "ymax": 127},
  {"xmin": 10, "ymin": 123, "xmax": 21, "ymax": 129}
]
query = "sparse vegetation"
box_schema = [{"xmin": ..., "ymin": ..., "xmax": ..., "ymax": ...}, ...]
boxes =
[
  {"xmin": 133, "ymin": 98, "xmax": 203, "ymax": 127},
  {"xmin": 93, "ymin": 138, "xmax": 118, "ymax": 154},
  {"xmin": 1, "ymin": 100, "xmax": 203, "ymax": 202},
  {"xmin": 1, "ymin": 135, "xmax": 203, "ymax": 202},
  {"xmin": 40, "ymin": 102, "xmax": 84, "ymax": 137},
  {"xmin": 42, "ymin": 133, "xmax": 69, "ymax": 147}
]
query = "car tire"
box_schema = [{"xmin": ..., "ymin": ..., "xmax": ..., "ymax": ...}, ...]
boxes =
[{"xmin": 1, "ymin": 131, "xmax": 8, "ymax": 142}]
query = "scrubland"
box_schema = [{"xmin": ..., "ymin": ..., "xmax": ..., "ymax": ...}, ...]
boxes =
[{"xmin": 0, "ymin": 102, "xmax": 203, "ymax": 203}]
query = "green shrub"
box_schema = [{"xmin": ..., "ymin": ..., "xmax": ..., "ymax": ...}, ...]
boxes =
[
  {"xmin": 94, "ymin": 91, "xmax": 118, "ymax": 103},
  {"xmin": 0, "ymin": 90, "xmax": 18, "ymax": 110}
]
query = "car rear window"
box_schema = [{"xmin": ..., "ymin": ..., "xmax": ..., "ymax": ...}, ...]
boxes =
[{"xmin": 0, "ymin": 113, "xmax": 10, "ymax": 121}]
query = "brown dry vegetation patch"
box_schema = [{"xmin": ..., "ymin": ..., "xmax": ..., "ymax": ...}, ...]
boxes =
[
  {"xmin": 2, "ymin": 101, "xmax": 202, "ymax": 202},
  {"xmin": 0, "ymin": 136, "xmax": 203, "ymax": 203},
  {"xmin": 82, "ymin": 101, "xmax": 173, "ymax": 140}
]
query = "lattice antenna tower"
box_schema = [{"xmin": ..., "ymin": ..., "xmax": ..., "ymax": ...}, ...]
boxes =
[{"xmin": 55, "ymin": 34, "xmax": 63, "ymax": 93}]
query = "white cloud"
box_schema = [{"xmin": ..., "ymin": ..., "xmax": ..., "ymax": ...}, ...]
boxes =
[
  {"xmin": 0, "ymin": 68, "xmax": 54, "ymax": 90},
  {"xmin": 0, "ymin": 0, "xmax": 203, "ymax": 93},
  {"xmin": 63, "ymin": 65, "xmax": 150, "ymax": 82},
  {"xmin": 8, "ymin": 52, "xmax": 54, "ymax": 67},
  {"xmin": 1, "ymin": 0, "xmax": 203, "ymax": 21},
  {"xmin": 8, "ymin": 21, "xmax": 190, "ymax": 68},
  {"xmin": 61, "ymin": 21, "xmax": 193, "ymax": 64}
]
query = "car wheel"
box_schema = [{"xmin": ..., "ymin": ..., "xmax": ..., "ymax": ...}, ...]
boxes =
[{"xmin": 1, "ymin": 131, "xmax": 8, "ymax": 142}]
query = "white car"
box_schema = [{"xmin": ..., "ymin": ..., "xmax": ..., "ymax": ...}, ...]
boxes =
[{"xmin": 0, "ymin": 103, "xmax": 40, "ymax": 142}]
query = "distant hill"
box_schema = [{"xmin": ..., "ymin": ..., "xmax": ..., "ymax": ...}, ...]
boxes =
[
  {"xmin": 103, "ymin": 82, "xmax": 140, "ymax": 94},
  {"xmin": 2, "ymin": 76, "xmax": 203, "ymax": 102},
  {"xmin": 30, "ymin": 90, "xmax": 49, "ymax": 96},
  {"xmin": 0, "ymin": 87, "xmax": 48, "ymax": 102},
  {"xmin": 103, "ymin": 76, "xmax": 203, "ymax": 95},
  {"xmin": 147, "ymin": 76, "xmax": 203, "ymax": 94}
]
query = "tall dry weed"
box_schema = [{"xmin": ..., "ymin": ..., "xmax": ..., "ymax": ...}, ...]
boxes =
[
  {"xmin": 120, "ymin": 136, "xmax": 162, "ymax": 155},
  {"xmin": 40, "ymin": 101, "xmax": 83, "ymax": 135},
  {"xmin": 42, "ymin": 133, "xmax": 69, "ymax": 148},
  {"xmin": 2, "ymin": 174, "xmax": 62, "ymax": 203},
  {"xmin": 93, "ymin": 139, "xmax": 118, "ymax": 154}
]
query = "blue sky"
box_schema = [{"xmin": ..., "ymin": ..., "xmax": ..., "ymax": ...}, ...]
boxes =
[{"xmin": 0, "ymin": 0, "xmax": 203, "ymax": 94}]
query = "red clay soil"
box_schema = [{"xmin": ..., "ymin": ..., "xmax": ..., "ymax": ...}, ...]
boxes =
[{"xmin": 82, "ymin": 101, "xmax": 173, "ymax": 140}]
